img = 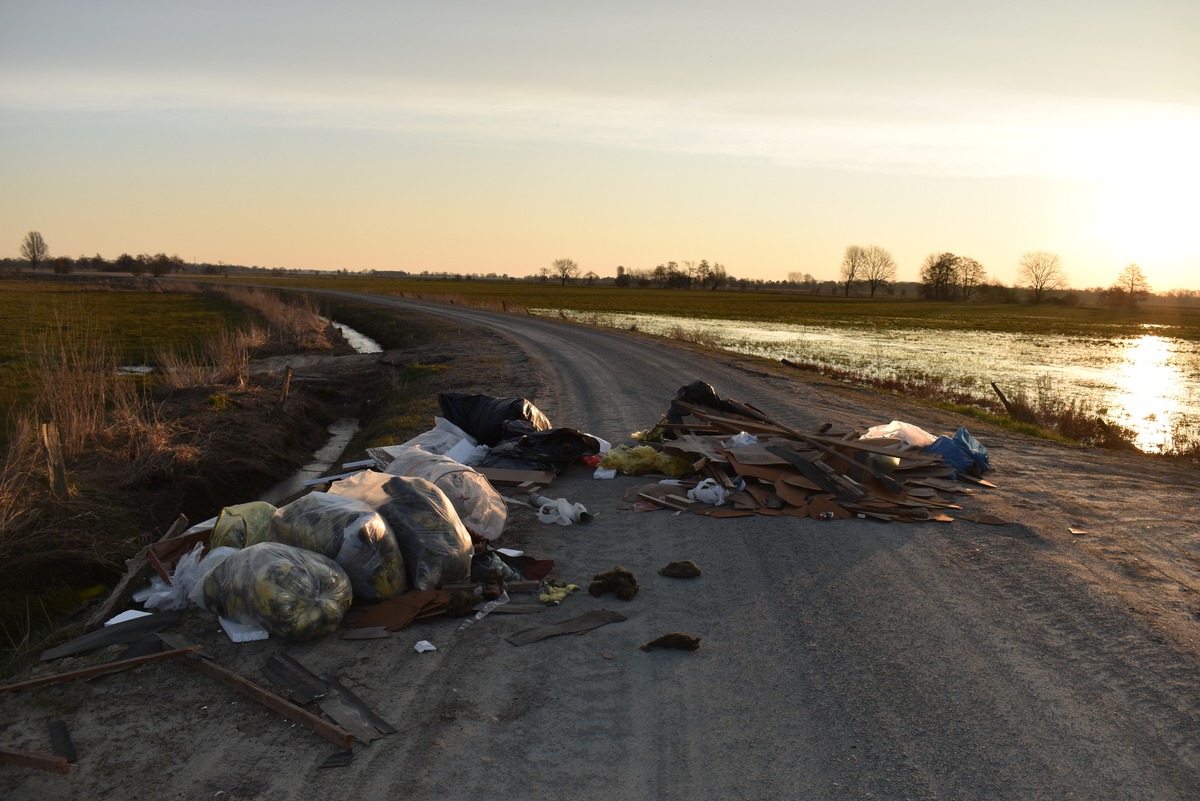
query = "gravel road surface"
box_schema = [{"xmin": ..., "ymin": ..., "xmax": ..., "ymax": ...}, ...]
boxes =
[{"xmin": 4, "ymin": 293, "xmax": 1198, "ymax": 801}]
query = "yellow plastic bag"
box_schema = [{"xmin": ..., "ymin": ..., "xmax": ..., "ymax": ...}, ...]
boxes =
[{"xmin": 210, "ymin": 501, "xmax": 276, "ymax": 549}]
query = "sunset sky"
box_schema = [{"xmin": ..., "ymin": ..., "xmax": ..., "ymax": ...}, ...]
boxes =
[{"xmin": 2, "ymin": 1, "xmax": 1198, "ymax": 290}]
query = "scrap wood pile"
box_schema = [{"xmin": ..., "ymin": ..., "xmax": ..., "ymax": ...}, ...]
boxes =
[{"xmin": 624, "ymin": 381, "xmax": 994, "ymax": 523}]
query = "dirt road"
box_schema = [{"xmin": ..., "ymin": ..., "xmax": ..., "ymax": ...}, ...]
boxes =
[{"xmin": 4, "ymin": 294, "xmax": 1199, "ymax": 800}]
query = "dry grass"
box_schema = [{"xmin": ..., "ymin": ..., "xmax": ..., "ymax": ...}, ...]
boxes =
[
  {"xmin": 221, "ymin": 286, "xmax": 331, "ymax": 350},
  {"xmin": 780, "ymin": 357, "xmax": 1144, "ymax": 451},
  {"xmin": 0, "ymin": 286, "xmax": 337, "ymax": 661}
]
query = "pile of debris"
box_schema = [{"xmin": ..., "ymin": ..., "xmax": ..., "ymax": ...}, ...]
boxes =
[{"xmin": 615, "ymin": 381, "xmax": 995, "ymax": 523}]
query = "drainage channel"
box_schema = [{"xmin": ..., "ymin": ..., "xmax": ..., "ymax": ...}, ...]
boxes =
[{"xmin": 258, "ymin": 320, "xmax": 382, "ymax": 504}]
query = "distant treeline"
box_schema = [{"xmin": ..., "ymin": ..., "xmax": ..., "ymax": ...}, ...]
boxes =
[{"xmin": 3, "ymin": 254, "xmax": 1198, "ymax": 309}]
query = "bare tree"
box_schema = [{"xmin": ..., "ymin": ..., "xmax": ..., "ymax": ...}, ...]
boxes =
[
  {"xmin": 956, "ymin": 257, "xmax": 986, "ymax": 301},
  {"xmin": 552, "ymin": 258, "xmax": 579, "ymax": 286},
  {"xmin": 840, "ymin": 245, "xmax": 866, "ymax": 297},
  {"xmin": 1115, "ymin": 263, "xmax": 1151, "ymax": 297},
  {"xmin": 1112, "ymin": 263, "xmax": 1152, "ymax": 310},
  {"xmin": 583, "ymin": 270, "xmax": 599, "ymax": 286},
  {"xmin": 920, "ymin": 252, "xmax": 959, "ymax": 301},
  {"xmin": 708, "ymin": 262, "xmax": 727, "ymax": 290},
  {"xmin": 1017, "ymin": 251, "xmax": 1066, "ymax": 304},
  {"xmin": 861, "ymin": 244, "xmax": 896, "ymax": 298},
  {"xmin": 20, "ymin": 231, "xmax": 48, "ymax": 269}
]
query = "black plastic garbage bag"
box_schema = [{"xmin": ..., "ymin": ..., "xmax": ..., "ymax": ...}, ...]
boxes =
[
  {"xmin": 479, "ymin": 426, "xmax": 601, "ymax": 474},
  {"xmin": 438, "ymin": 392, "xmax": 552, "ymax": 446},
  {"xmin": 664, "ymin": 380, "xmax": 738, "ymax": 439}
]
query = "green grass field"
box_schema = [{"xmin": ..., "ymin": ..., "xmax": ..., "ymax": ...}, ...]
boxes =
[
  {"xmin": 0, "ymin": 278, "xmax": 250, "ymax": 422},
  {"xmin": 194, "ymin": 274, "xmax": 1200, "ymax": 341}
]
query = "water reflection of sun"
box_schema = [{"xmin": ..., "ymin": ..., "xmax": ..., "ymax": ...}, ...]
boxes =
[{"xmin": 1112, "ymin": 335, "xmax": 1181, "ymax": 452}]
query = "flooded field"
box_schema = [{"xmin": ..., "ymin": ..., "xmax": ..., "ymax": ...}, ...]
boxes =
[{"xmin": 537, "ymin": 310, "xmax": 1200, "ymax": 454}]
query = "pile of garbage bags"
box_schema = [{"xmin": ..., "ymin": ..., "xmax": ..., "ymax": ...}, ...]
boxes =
[{"xmin": 152, "ymin": 392, "xmax": 605, "ymax": 641}]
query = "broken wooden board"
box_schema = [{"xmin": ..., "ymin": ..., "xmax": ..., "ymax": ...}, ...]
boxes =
[
  {"xmin": 159, "ymin": 634, "xmax": 354, "ymax": 750},
  {"xmin": 1, "ymin": 643, "xmax": 201, "ymax": 694},
  {"xmin": 0, "ymin": 745, "xmax": 68, "ymax": 775},
  {"xmin": 41, "ymin": 612, "xmax": 182, "ymax": 661},
  {"xmin": 506, "ymin": 609, "xmax": 627, "ymax": 646},
  {"xmin": 694, "ymin": 507, "xmax": 754, "ymax": 518},
  {"xmin": 477, "ymin": 467, "xmax": 556, "ymax": 486},
  {"xmin": 637, "ymin": 492, "xmax": 697, "ymax": 512}
]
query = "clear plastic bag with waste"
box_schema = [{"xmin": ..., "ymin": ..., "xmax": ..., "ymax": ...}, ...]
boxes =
[
  {"xmin": 192, "ymin": 542, "xmax": 353, "ymax": 641},
  {"xmin": 270, "ymin": 491, "xmax": 408, "ymax": 601},
  {"xmin": 380, "ymin": 447, "xmax": 507, "ymax": 541},
  {"xmin": 328, "ymin": 472, "xmax": 474, "ymax": 591}
]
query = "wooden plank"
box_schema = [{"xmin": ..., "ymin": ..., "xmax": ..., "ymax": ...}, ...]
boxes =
[
  {"xmin": 637, "ymin": 492, "xmax": 693, "ymax": 511},
  {"xmin": 42, "ymin": 611, "xmax": 182, "ymax": 661},
  {"xmin": 803, "ymin": 433, "xmax": 942, "ymax": 463},
  {"xmin": 169, "ymin": 645, "xmax": 354, "ymax": 750},
  {"xmin": 0, "ymin": 745, "xmax": 68, "ymax": 775},
  {"xmin": 1, "ymin": 645, "xmax": 202, "ymax": 694},
  {"xmin": 477, "ymin": 467, "xmax": 556, "ymax": 486},
  {"xmin": 764, "ymin": 446, "xmax": 839, "ymax": 494}
]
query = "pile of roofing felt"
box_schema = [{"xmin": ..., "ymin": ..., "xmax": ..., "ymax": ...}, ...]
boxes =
[{"xmin": 633, "ymin": 381, "xmax": 994, "ymax": 523}]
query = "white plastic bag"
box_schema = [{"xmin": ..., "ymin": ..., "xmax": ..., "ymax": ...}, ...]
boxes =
[
  {"xmin": 143, "ymin": 542, "xmax": 212, "ymax": 611},
  {"xmin": 532, "ymin": 496, "xmax": 592, "ymax": 526},
  {"xmin": 861, "ymin": 420, "xmax": 937, "ymax": 448},
  {"xmin": 368, "ymin": 417, "xmax": 476, "ymax": 463}
]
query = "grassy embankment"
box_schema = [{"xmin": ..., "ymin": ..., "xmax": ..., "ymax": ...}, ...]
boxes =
[{"xmin": 198, "ymin": 274, "xmax": 1200, "ymax": 453}]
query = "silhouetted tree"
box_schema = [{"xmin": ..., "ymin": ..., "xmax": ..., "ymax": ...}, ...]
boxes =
[
  {"xmin": 20, "ymin": 231, "xmax": 48, "ymax": 269},
  {"xmin": 552, "ymin": 258, "xmax": 579, "ymax": 286},
  {"xmin": 115, "ymin": 253, "xmax": 138, "ymax": 274},
  {"xmin": 920, "ymin": 252, "xmax": 959, "ymax": 301},
  {"xmin": 956, "ymin": 257, "xmax": 986, "ymax": 300},
  {"xmin": 1017, "ymin": 251, "xmax": 1066, "ymax": 304},
  {"xmin": 1112, "ymin": 263, "xmax": 1151, "ymax": 310},
  {"xmin": 840, "ymin": 245, "xmax": 866, "ymax": 296},
  {"xmin": 860, "ymin": 244, "xmax": 896, "ymax": 297}
]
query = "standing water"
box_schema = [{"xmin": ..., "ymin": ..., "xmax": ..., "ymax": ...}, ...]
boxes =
[
  {"xmin": 532, "ymin": 310, "xmax": 1200, "ymax": 455},
  {"xmin": 258, "ymin": 319, "xmax": 381, "ymax": 503}
]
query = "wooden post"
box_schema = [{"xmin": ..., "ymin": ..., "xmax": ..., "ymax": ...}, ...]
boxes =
[
  {"xmin": 41, "ymin": 422, "xmax": 68, "ymax": 499},
  {"xmin": 278, "ymin": 365, "xmax": 293, "ymax": 406},
  {"xmin": 990, "ymin": 382, "xmax": 1018, "ymax": 419}
]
